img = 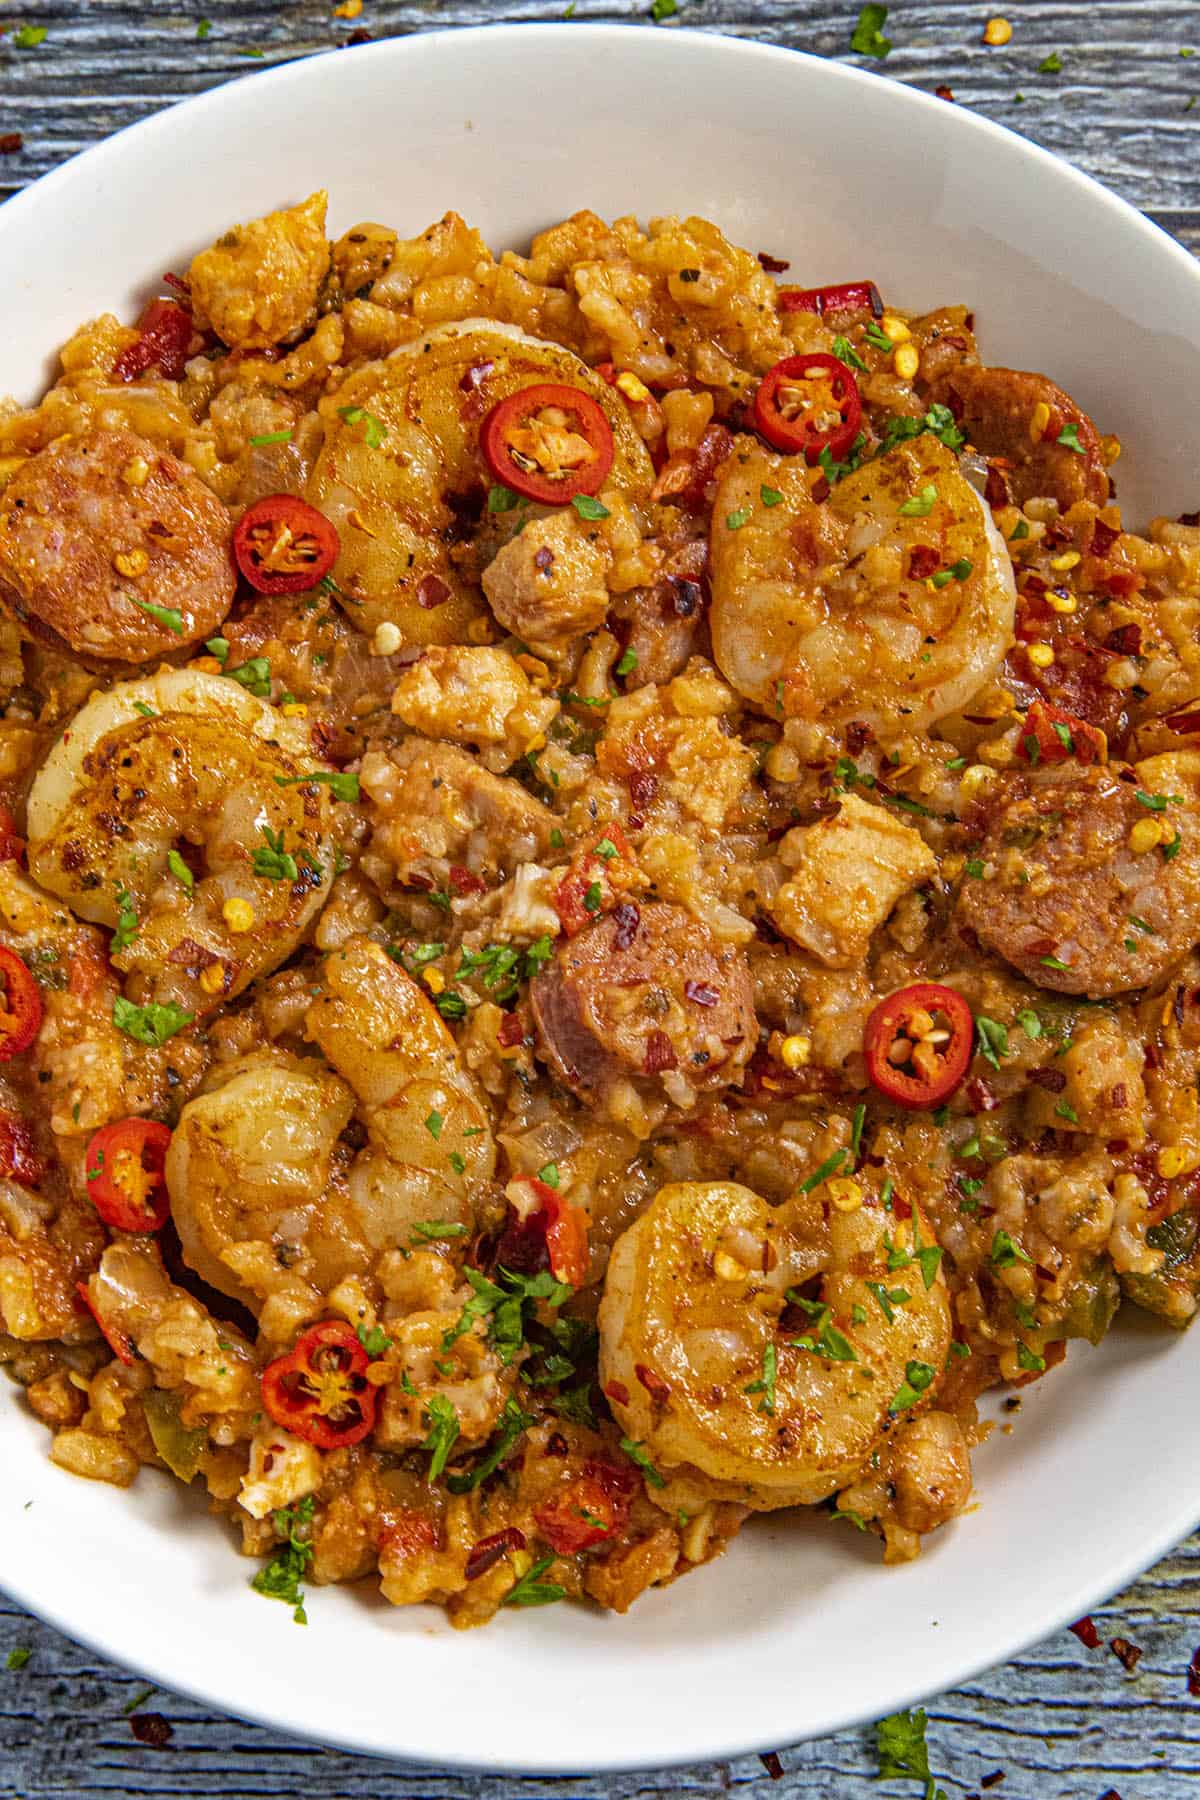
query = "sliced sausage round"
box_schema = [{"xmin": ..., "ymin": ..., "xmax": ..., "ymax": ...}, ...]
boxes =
[
  {"xmin": 530, "ymin": 901, "xmax": 756, "ymax": 1107},
  {"xmin": 928, "ymin": 364, "xmax": 1109, "ymax": 512},
  {"xmin": 0, "ymin": 428, "xmax": 236, "ymax": 662},
  {"xmin": 957, "ymin": 767, "xmax": 1200, "ymax": 997}
]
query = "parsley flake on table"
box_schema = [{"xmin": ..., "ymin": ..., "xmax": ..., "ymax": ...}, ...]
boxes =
[
  {"xmin": 850, "ymin": 5, "xmax": 892, "ymax": 60},
  {"xmin": 1039, "ymin": 50, "xmax": 1063, "ymax": 73},
  {"xmin": 12, "ymin": 25, "xmax": 47, "ymax": 47}
]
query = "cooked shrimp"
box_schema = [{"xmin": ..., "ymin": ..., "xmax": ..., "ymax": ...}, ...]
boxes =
[
  {"xmin": 26, "ymin": 667, "xmax": 338, "ymax": 1017},
  {"xmin": 709, "ymin": 436, "xmax": 1016, "ymax": 731},
  {"xmin": 599, "ymin": 1179, "xmax": 952, "ymax": 1510},
  {"xmin": 166, "ymin": 938, "xmax": 495, "ymax": 1313},
  {"xmin": 0, "ymin": 427, "xmax": 235, "ymax": 662},
  {"xmin": 306, "ymin": 320, "xmax": 654, "ymax": 644}
]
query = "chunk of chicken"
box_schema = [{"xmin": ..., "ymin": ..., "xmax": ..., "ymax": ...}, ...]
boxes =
[
  {"xmin": 188, "ymin": 191, "xmax": 331, "ymax": 350},
  {"xmin": 767, "ymin": 794, "xmax": 937, "ymax": 967},
  {"xmin": 482, "ymin": 505, "xmax": 612, "ymax": 651},
  {"xmin": 389, "ymin": 645, "xmax": 559, "ymax": 773}
]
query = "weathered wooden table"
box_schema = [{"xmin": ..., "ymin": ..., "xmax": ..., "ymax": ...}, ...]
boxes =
[{"xmin": 2, "ymin": 3, "xmax": 1199, "ymax": 1794}]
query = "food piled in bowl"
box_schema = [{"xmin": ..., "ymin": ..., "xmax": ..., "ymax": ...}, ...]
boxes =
[{"xmin": 0, "ymin": 192, "xmax": 1196, "ymax": 1628}]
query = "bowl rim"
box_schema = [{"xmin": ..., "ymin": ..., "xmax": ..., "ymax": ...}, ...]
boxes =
[{"xmin": 2, "ymin": 21, "xmax": 1200, "ymax": 1774}]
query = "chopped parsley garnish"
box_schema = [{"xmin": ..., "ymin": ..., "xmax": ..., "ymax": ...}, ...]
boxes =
[
  {"xmin": 866, "ymin": 1281, "xmax": 911, "ymax": 1324},
  {"xmin": 448, "ymin": 1151, "xmax": 466, "ymax": 1175},
  {"xmin": 251, "ymin": 1495, "xmax": 314, "ymax": 1624},
  {"xmin": 850, "ymin": 1101, "xmax": 867, "ymax": 1160},
  {"xmin": 446, "ymin": 1397, "xmax": 536, "ymax": 1494},
  {"xmin": 583, "ymin": 880, "xmax": 603, "ymax": 912},
  {"xmin": 910, "ymin": 1208, "xmax": 943, "ymax": 1289},
  {"xmin": 572, "ymin": 493, "xmax": 610, "ymax": 521},
  {"xmin": 248, "ymin": 429, "xmax": 293, "ymax": 447},
  {"xmin": 166, "ymin": 849, "xmax": 194, "ymax": 893},
  {"xmin": 205, "ymin": 635, "xmax": 229, "ymax": 665},
  {"xmin": 743, "ymin": 1342, "xmax": 777, "ymax": 1415},
  {"xmin": 112, "ymin": 997, "xmax": 194, "ymax": 1047},
  {"xmin": 965, "ymin": 858, "xmax": 986, "ymax": 878},
  {"xmin": 252, "ymin": 826, "xmax": 298, "ymax": 882},
  {"xmin": 889, "ymin": 1359, "xmax": 936, "ymax": 1413},
  {"xmin": 1015, "ymin": 1007, "xmax": 1042, "ymax": 1040},
  {"xmin": 831, "ymin": 1507, "xmax": 870, "ymax": 1532},
  {"xmin": 355, "ymin": 1322, "xmax": 392, "ymax": 1357},
  {"xmin": 274, "ymin": 769, "xmax": 360, "ymax": 803},
  {"xmin": 620, "ymin": 1437, "xmax": 667, "ymax": 1488},
  {"xmin": 899, "ymin": 483, "xmax": 938, "ymax": 518},
  {"xmin": 424, "ymin": 1109, "xmax": 443, "ymax": 1140},
  {"xmin": 1057, "ymin": 420, "xmax": 1084, "ymax": 453},
  {"xmin": 487, "ymin": 483, "xmax": 519, "ymax": 513},
  {"xmin": 990, "ymin": 1228, "xmax": 1032, "ymax": 1269},
  {"xmin": 649, "ymin": 0, "xmax": 678, "ymax": 20},
  {"xmin": 799, "ymin": 1148, "xmax": 848, "ymax": 1193},
  {"xmin": 132, "ymin": 701, "xmax": 157, "ymax": 717},
  {"xmin": 1016, "ymin": 1340, "xmax": 1046, "ymax": 1373},
  {"xmin": 615, "ymin": 646, "xmax": 639, "ymax": 677},
  {"xmin": 1040, "ymin": 955, "xmax": 1071, "ymax": 972},
  {"xmin": 930, "ymin": 557, "xmax": 973, "ymax": 588},
  {"xmin": 1136, "ymin": 789, "xmax": 1182, "ymax": 811},
  {"xmin": 789, "ymin": 1309, "xmax": 858, "ymax": 1363},
  {"xmin": 111, "ymin": 886, "xmax": 139, "ymax": 952},
  {"xmin": 537, "ymin": 1162, "xmax": 560, "ymax": 1189},
  {"xmin": 880, "ymin": 403, "xmax": 965, "ymax": 455},
  {"xmin": 831, "ymin": 335, "xmax": 869, "ymax": 374},
  {"xmin": 1055, "ymin": 1099, "xmax": 1079, "ymax": 1123},
  {"xmin": 410, "ymin": 1219, "xmax": 467, "ymax": 1243},
  {"xmin": 975, "ymin": 1015, "xmax": 1008, "ymax": 1069},
  {"xmin": 726, "ymin": 507, "xmax": 751, "ymax": 531},
  {"xmin": 131, "ymin": 596, "xmax": 183, "ymax": 636},
  {"xmin": 421, "ymin": 1395, "xmax": 461, "ymax": 1481},
  {"xmin": 864, "ymin": 322, "xmax": 894, "ymax": 353},
  {"xmin": 504, "ymin": 1556, "xmax": 567, "ymax": 1607},
  {"xmin": 442, "ymin": 1266, "xmax": 571, "ymax": 1364},
  {"xmin": 760, "ymin": 483, "xmax": 785, "ymax": 506},
  {"xmin": 1010, "ymin": 518, "xmax": 1030, "ymax": 541},
  {"xmin": 226, "ymin": 657, "xmax": 271, "ymax": 697},
  {"xmin": 337, "ymin": 404, "xmax": 388, "ymax": 448}
]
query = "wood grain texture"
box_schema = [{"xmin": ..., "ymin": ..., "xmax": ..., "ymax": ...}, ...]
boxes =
[{"xmin": 2, "ymin": 2, "xmax": 1200, "ymax": 1793}]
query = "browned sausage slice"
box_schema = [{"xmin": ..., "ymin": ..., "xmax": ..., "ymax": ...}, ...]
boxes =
[
  {"xmin": 530, "ymin": 901, "xmax": 756, "ymax": 1109},
  {"xmin": 957, "ymin": 766, "xmax": 1200, "ymax": 997},
  {"xmin": 0, "ymin": 428, "xmax": 236, "ymax": 662},
  {"xmin": 928, "ymin": 364, "xmax": 1109, "ymax": 511}
]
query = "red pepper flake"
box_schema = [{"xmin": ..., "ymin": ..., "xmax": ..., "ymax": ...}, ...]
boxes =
[
  {"xmin": 612, "ymin": 900, "xmax": 641, "ymax": 950},
  {"xmin": 683, "ymin": 979, "xmax": 720, "ymax": 1007},
  {"xmin": 603, "ymin": 1380, "xmax": 629, "ymax": 1405},
  {"xmin": 416, "ymin": 573, "xmax": 451, "ymax": 609},
  {"xmin": 757, "ymin": 252, "xmax": 790, "ymax": 274},
  {"xmin": 980, "ymin": 1776, "xmax": 1006, "ymax": 1791},
  {"xmin": 908, "ymin": 544, "xmax": 940, "ymax": 581},
  {"xmin": 811, "ymin": 475, "xmax": 831, "ymax": 504},
  {"xmin": 1030, "ymin": 1067, "xmax": 1067, "ymax": 1094},
  {"xmin": 759, "ymin": 1752, "xmax": 785, "ymax": 1780},
  {"xmin": 0, "ymin": 132, "xmax": 23, "ymax": 154},
  {"xmin": 635, "ymin": 1362, "xmax": 671, "ymax": 1402},
  {"xmin": 448, "ymin": 863, "xmax": 487, "ymax": 896},
  {"xmin": 935, "ymin": 84, "xmax": 956, "ymax": 101},
  {"xmin": 644, "ymin": 1028, "xmax": 677, "ymax": 1074},
  {"xmin": 129, "ymin": 1713, "xmax": 174, "ymax": 1748},
  {"xmin": 628, "ymin": 768, "xmax": 658, "ymax": 807},
  {"xmin": 1187, "ymin": 1644, "xmax": 1200, "ymax": 1696},
  {"xmin": 344, "ymin": 26, "xmax": 373, "ymax": 42},
  {"xmin": 459, "ymin": 359, "xmax": 494, "ymax": 392},
  {"xmin": 497, "ymin": 1012, "xmax": 525, "ymax": 1049},
  {"xmin": 534, "ymin": 545, "xmax": 555, "ymax": 573},
  {"xmin": 465, "ymin": 1527, "xmax": 526, "ymax": 1582},
  {"xmin": 1109, "ymin": 1635, "xmax": 1143, "ymax": 1673},
  {"xmin": 1090, "ymin": 517, "xmax": 1120, "ymax": 556},
  {"xmin": 1104, "ymin": 622, "xmax": 1142, "ymax": 656},
  {"xmin": 1097, "ymin": 1792, "xmax": 1122, "ymax": 1800}
]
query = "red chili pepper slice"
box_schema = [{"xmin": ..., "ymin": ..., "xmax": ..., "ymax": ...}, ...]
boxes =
[
  {"xmin": 777, "ymin": 280, "xmax": 882, "ymax": 319},
  {"xmin": 753, "ymin": 353, "xmax": 862, "ymax": 463},
  {"xmin": 84, "ymin": 1118, "xmax": 172, "ymax": 1233},
  {"xmin": 0, "ymin": 946, "xmax": 42, "ymax": 1062},
  {"xmin": 232, "ymin": 494, "xmax": 340, "ymax": 596},
  {"xmin": 0, "ymin": 807, "xmax": 24, "ymax": 865},
  {"xmin": 261, "ymin": 1320, "xmax": 376, "ymax": 1449},
  {"xmin": 76, "ymin": 1281, "xmax": 135, "ymax": 1367},
  {"xmin": 480, "ymin": 382, "xmax": 614, "ymax": 506},
  {"xmin": 111, "ymin": 299, "xmax": 197, "ymax": 383},
  {"xmin": 864, "ymin": 982, "xmax": 974, "ymax": 1110},
  {"xmin": 507, "ymin": 1176, "xmax": 590, "ymax": 1288},
  {"xmin": 533, "ymin": 1459, "xmax": 636, "ymax": 1554},
  {"xmin": 1015, "ymin": 700, "xmax": 1106, "ymax": 768}
]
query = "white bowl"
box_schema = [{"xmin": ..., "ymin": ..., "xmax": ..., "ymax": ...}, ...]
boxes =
[{"xmin": 1, "ymin": 23, "xmax": 1198, "ymax": 1775}]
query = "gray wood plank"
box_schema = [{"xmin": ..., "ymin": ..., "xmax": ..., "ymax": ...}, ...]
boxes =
[{"xmin": 2, "ymin": 1, "xmax": 1200, "ymax": 1793}]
